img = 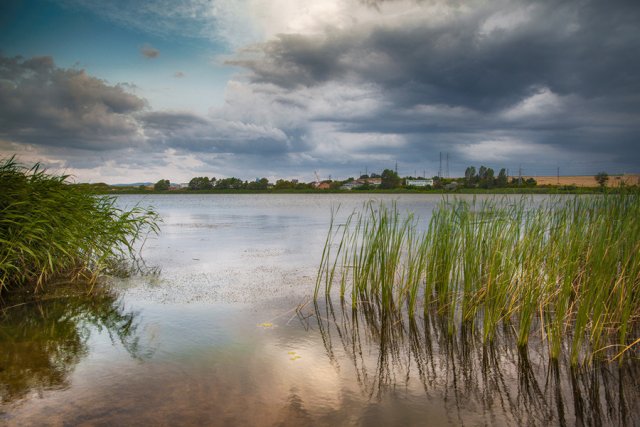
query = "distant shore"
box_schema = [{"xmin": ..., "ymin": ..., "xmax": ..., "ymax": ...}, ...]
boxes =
[{"xmin": 85, "ymin": 186, "xmax": 630, "ymax": 195}]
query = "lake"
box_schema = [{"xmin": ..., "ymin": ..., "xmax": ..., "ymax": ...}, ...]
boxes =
[{"xmin": 1, "ymin": 194, "xmax": 638, "ymax": 426}]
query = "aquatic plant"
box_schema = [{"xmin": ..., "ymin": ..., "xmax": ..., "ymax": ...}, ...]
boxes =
[
  {"xmin": 316, "ymin": 195, "xmax": 640, "ymax": 365},
  {"xmin": 0, "ymin": 157, "xmax": 159, "ymax": 292}
]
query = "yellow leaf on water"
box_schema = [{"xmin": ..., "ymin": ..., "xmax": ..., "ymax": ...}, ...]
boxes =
[{"xmin": 258, "ymin": 322, "xmax": 273, "ymax": 328}]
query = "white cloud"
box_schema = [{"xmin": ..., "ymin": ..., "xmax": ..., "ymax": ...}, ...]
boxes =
[
  {"xmin": 478, "ymin": 3, "xmax": 536, "ymax": 37},
  {"xmin": 501, "ymin": 87, "xmax": 566, "ymax": 120},
  {"xmin": 457, "ymin": 136, "xmax": 561, "ymax": 163}
]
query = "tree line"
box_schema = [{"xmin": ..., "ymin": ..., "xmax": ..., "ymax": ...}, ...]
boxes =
[
  {"xmin": 152, "ymin": 166, "xmax": 539, "ymax": 191},
  {"xmin": 154, "ymin": 176, "xmax": 313, "ymax": 191},
  {"xmin": 463, "ymin": 166, "xmax": 536, "ymax": 189}
]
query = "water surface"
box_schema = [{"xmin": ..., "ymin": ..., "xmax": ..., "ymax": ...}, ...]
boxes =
[{"xmin": 1, "ymin": 194, "xmax": 637, "ymax": 426}]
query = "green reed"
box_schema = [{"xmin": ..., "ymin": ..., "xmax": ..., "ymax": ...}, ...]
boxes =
[
  {"xmin": 0, "ymin": 157, "xmax": 159, "ymax": 292},
  {"xmin": 316, "ymin": 195, "xmax": 640, "ymax": 365}
]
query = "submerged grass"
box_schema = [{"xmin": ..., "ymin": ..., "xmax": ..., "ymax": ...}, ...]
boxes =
[
  {"xmin": 0, "ymin": 157, "xmax": 159, "ymax": 293},
  {"xmin": 316, "ymin": 194, "xmax": 640, "ymax": 365}
]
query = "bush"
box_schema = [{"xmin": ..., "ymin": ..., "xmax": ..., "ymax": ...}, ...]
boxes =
[
  {"xmin": 154, "ymin": 179, "xmax": 170, "ymax": 191},
  {"xmin": 0, "ymin": 157, "xmax": 159, "ymax": 292}
]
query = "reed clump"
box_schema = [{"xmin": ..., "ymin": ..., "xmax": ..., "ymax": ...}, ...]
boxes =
[
  {"xmin": 316, "ymin": 195, "xmax": 640, "ymax": 365},
  {"xmin": 0, "ymin": 157, "xmax": 159, "ymax": 292}
]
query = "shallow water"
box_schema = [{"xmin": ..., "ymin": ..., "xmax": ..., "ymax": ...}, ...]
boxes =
[{"xmin": 1, "ymin": 194, "xmax": 638, "ymax": 426}]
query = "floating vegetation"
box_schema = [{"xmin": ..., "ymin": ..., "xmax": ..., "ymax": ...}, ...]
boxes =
[
  {"xmin": 0, "ymin": 157, "xmax": 160, "ymax": 293},
  {"xmin": 288, "ymin": 351, "xmax": 302, "ymax": 361},
  {"xmin": 258, "ymin": 322, "xmax": 274, "ymax": 328},
  {"xmin": 315, "ymin": 195, "xmax": 640, "ymax": 365}
]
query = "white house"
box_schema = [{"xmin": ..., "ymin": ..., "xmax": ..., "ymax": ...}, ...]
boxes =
[{"xmin": 406, "ymin": 179, "xmax": 434, "ymax": 187}]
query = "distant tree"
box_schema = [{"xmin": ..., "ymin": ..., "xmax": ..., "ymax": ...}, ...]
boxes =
[
  {"xmin": 359, "ymin": 174, "xmax": 369, "ymax": 179},
  {"xmin": 370, "ymin": 173, "xmax": 381, "ymax": 179},
  {"xmin": 274, "ymin": 179, "xmax": 295, "ymax": 190},
  {"xmin": 257, "ymin": 177, "xmax": 269, "ymax": 189},
  {"xmin": 215, "ymin": 177, "xmax": 244, "ymax": 190},
  {"xmin": 188, "ymin": 177, "xmax": 213, "ymax": 190},
  {"xmin": 525, "ymin": 177, "xmax": 537, "ymax": 186},
  {"xmin": 595, "ymin": 172, "xmax": 609, "ymax": 188},
  {"xmin": 431, "ymin": 176, "xmax": 443, "ymax": 189},
  {"xmin": 464, "ymin": 166, "xmax": 477, "ymax": 187},
  {"xmin": 496, "ymin": 168, "xmax": 508, "ymax": 187},
  {"xmin": 478, "ymin": 166, "xmax": 487, "ymax": 180},
  {"xmin": 295, "ymin": 182, "xmax": 313, "ymax": 190},
  {"xmin": 380, "ymin": 169, "xmax": 401, "ymax": 189},
  {"xmin": 246, "ymin": 178, "xmax": 269, "ymax": 190},
  {"xmin": 154, "ymin": 179, "xmax": 170, "ymax": 191},
  {"xmin": 478, "ymin": 166, "xmax": 495, "ymax": 188},
  {"xmin": 329, "ymin": 181, "xmax": 343, "ymax": 190}
]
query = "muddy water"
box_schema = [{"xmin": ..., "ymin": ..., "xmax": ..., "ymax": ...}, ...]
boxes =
[{"xmin": 1, "ymin": 194, "xmax": 638, "ymax": 426}]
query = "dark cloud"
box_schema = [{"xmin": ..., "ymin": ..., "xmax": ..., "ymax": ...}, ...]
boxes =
[
  {"xmin": 140, "ymin": 44, "xmax": 160, "ymax": 59},
  {"xmin": 224, "ymin": 0, "xmax": 640, "ymax": 174},
  {"xmin": 234, "ymin": 1, "xmax": 640, "ymax": 111},
  {"xmin": 141, "ymin": 111, "xmax": 209, "ymax": 130},
  {"xmin": 4, "ymin": 0, "xmax": 640, "ymax": 180},
  {"xmin": 0, "ymin": 55, "xmax": 147, "ymax": 150},
  {"xmin": 141, "ymin": 111, "xmax": 291, "ymax": 155}
]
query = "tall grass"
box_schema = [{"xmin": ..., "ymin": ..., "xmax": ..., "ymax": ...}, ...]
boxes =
[
  {"xmin": 0, "ymin": 157, "xmax": 159, "ymax": 292},
  {"xmin": 316, "ymin": 195, "xmax": 640, "ymax": 365}
]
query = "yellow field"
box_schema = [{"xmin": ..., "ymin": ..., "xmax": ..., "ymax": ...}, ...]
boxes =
[{"xmin": 523, "ymin": 174, "xmax": 640, "ymax": 188}]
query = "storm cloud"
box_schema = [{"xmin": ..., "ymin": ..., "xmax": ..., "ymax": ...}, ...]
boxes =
[
  {"xmin": 0, "ymin": 55, "xmax": 147, "ymax": 150},
  {"xmin": 233, "ymin": 1, "xmax": 640, "ymax": 105},
  {"xmin": 142, "ymin": 110, "xmax": 291, "ymax": 155},
  {"xmin": 224, "ymin": 0, "xmax": 640, "ymax": 173},
  {"xmin": 3, "ymin": 0, "xmax": 639, "ymax": 181}
]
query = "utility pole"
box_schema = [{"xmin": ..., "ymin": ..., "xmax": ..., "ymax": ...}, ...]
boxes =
[
  {"xmin": 446, "ymin": 152, "xmax": 450, "ymax": 178},
  {"xmin": 557, "ymin": 166, "xmax": 560, "ymax": 185},
  {"xmin": 439, "ymin": 152, "xmax": 442, "ymax": 178},
  {"xmin": 518, "ymin": 165, "xmax": 522, "ymax": 186},
  {"xmin": 395, "ymin": 161, "xmax": 398, "ymax": 175}
]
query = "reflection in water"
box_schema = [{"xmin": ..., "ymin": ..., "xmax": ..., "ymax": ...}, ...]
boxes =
[
  {"xmin": 310, "ymin": 298, "xmax": 640, "ymax": 426},
  {"xmin": 276, "ymin": 387, "xmax": 314, "ymax": 427},
  {"xmin": 0, "ymin": 285, "xmax": 145, "ymax": 404}
]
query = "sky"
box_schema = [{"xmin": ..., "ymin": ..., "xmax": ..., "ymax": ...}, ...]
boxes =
[{"xmin": 0, "ymin": 0, "xmax": 638, "ymax": 183}]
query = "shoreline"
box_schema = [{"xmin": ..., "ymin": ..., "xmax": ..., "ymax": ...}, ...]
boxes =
[{"xmin": 91, "ymin": 187, "xmax": 626, "ymax": 195}]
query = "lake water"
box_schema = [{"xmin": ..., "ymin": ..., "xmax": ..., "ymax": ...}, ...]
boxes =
[{"xmin": 1, "ymin": 194, "xmax": 638, "ymax": 426}]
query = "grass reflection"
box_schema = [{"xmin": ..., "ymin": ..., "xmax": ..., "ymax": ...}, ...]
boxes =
[
  {"xmin": 310, "ymin": 297, "xmax": 640, "ymax": 426},
  {"xmin": 0, "ymin": 284, "xmax": 146, "ymax": 404}
]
